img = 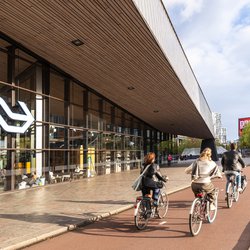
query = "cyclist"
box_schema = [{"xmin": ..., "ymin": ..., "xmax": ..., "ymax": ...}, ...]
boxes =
[
  {"xmin": 185, "ymin": 147, "xmax": 222, "ymax": 210},
  {"xmin": 141, "ymin": 152, "xmax": 167, "ymax": 206},
  {"xmin": 221, "ymin": 143, "xmax": 246, "ymax": 194}
]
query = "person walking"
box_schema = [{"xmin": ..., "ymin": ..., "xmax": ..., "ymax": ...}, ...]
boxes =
[
  {"xmin": 221, "ymin": 143, "xmax": 246, "ymax": 193},
  {"xmin": 167, "ymin": 154, "xmax": 173, "ymax": 166},
  {"xmin": 185, "ymin": 147, "xmax": 222, "ymax": 210}
]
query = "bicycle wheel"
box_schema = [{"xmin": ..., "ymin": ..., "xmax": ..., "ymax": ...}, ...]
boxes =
[
  {"xmin": 234, "ymin": 186, "xmax": 239, "ymax": 202},
  {"xmin": 226, "ymin": 182, "xmax": 233, "ymax": 208},
  {"xmin": 157, "ymin": 192, "xmax": 169, "ymax": 219},
  {"xmin": 189, "ymin": 198, "xmax": 203, "ymax": 236},
  {"xmin": 134, "ymin": 200, "xmax": 149, "ymax": 230},
  {"xmin": 207, "ymin": 189, "xmax": 218, "ymax": 223}
]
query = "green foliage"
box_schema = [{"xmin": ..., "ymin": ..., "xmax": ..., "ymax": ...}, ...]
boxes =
[
  {"xmin": 240, "ymin": 123, "xmax": 250, "ymax": 148},
  {"xmin": 158, "ymin": 137, "xmax": 205, "ymax": 155},
  {"xmin": 158, "ymin": 140, "xmax": 177, "ymax": 154},
  {"xmin": 178, "ymin": 137, "xmax": 202, "ymax": 154}
]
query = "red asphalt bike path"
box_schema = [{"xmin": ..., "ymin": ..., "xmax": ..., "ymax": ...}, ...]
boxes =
[{"xmin": 25, "ymin": 166, "xmax": 250, "ymax": 250}]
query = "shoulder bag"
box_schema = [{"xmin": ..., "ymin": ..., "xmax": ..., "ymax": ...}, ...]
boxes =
[{"xmin": 132, "ymin": 164, "xmax": 151, "ymax": 191}]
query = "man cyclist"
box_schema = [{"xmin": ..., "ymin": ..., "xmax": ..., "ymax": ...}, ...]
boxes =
[{"xmin": 221, "ymin": 143, "xmax": 246, "ymax": 194}]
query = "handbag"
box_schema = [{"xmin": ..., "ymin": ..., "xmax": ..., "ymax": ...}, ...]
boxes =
[{"xmin": 132, "ymin": 164, "xmax": 150, "ymax": 191}]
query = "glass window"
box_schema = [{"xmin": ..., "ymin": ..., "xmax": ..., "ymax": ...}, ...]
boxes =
[
  {"xmin": 88, "ymin": 111, "xmax": 99, "ymax": 130},
  {"xmin": 124, "ymin": 136, "xmax": 129, "ymax": 150},
  {"xmin": 0, "ymin": 45, "xmax": 8, "ymax": 83},
  {"xmin": 115, "ymin": 108, "xmax": 123, "ymax": 133},
  {"xmin": 0, "ymin": 82, "xmax": 12, "ymax": 107},
  {"xmin": 49, "ymin": 150, "xmax": 66, "ymax": 173},
  {"xmin": 115, "ymin": 135, "xmax": 123, "ymax": 150},
  {"xmin": 103, "ymin": 133, "xmax": 114, "ymax": 150},
  {"xmin": 70, "ymin": 104, "xmax": 83, "ymax": 127},
  {"xmin": 68, "ymin": 128, "xmax": 85, "ymax": 169},
  {"xmin": 49, "ymin": 125, "xmax": 66, "ymax": 148},
  {"xmin": 50, "ymin": 71, "xmax": 65, "ymax": 100},
  {"xmin": 103, "ymin": 112, "xmax": 111, "ymax": 131},
  {"xmin": 15, "ymin": 49, "xmax": 37, "ymax": 91},
  {"xmin": 70, "ymin": 82, "xmax": 84, "ymax": 126},
  {"xmin": 50, "ymin": 98, "xmax": 65, "ymax": 124},
  {"xmin": 88, "ymin": 131, "xmax": 100, "ymax": 149},
  {"xmin": 88, "ymin": 92, "xmax": 99, "ymax": 112}
]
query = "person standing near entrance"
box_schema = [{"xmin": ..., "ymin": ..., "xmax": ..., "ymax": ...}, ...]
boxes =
[{"xmin": 167, "ymin": 154, "xmax": 173, "ymax": 166}]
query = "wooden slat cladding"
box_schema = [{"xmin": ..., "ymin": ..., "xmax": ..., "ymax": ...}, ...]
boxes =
[{"xmin": 0, "ymin": 0, "xmax": 213, "ymax": 138}]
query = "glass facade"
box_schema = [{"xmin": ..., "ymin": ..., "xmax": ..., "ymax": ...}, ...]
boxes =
[{"xmin": 0, "ymin": 35, "xmax": 170, "ymax": 192}]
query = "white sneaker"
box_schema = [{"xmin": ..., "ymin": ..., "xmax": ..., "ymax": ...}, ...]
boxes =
[
  {"xmin": 238, "ymin": 187, "xmax": 243, "ymax": 193},
  {"xmin": 210, "ymin": 203, "xmax": 216, "ymax": 210}
]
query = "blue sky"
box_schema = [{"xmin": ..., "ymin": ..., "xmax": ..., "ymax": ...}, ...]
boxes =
[{"xmin": 163, "ymin": 0, "xmax": 250, "ymax": 141}]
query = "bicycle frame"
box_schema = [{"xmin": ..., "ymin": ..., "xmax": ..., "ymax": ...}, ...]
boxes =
[
  {"xmin": 189, "ymin": 188, "xmax": 218, "ymax": 236},
  {"xmin": 134, "ymin": 184, "xmax": 169, "ymax": 230},
  {"xmin": 190, "ymin": 193, "xmax": 209, "ymax": 220},
  {"xmin": 226, "ymin": 174, "xmax": 239, "ymax": 207},
  {"xmin": 226, "ymin": 174, "xmax": 239, "ymax": 193}
]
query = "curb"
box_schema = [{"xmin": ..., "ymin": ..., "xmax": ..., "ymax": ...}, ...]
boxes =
[{"xmin": 3, "ymin": 185, "xmax": 190, "ymax": 250}]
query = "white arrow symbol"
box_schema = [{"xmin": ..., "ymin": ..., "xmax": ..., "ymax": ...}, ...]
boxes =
[{"xmin": 0, "ymin": 97, "xmax": 34, "ymax": 133}]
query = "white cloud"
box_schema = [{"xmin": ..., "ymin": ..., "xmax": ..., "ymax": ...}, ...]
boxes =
[
  {"xmin": 165, "ymin": 0, "xmax": 204, "ymax": 20},
  {"xmin": 163, "ymin": 0, "xmax": 250, "ymax": 141}
]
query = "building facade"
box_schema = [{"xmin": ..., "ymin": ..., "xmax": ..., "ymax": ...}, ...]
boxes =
[
  {"xmin": 0, "ymin": 35, "xmax": 174, "ymax": 192},
  {"xmin": 0, "ymin": 1, "xmax": 216, "ymax": 192}
]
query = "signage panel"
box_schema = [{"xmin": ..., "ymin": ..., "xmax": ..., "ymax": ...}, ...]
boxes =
[
  {"xmin": 0, "ymin": 97, "xmax": 34, "ymax": 133},
  {"xmin": 238, "ymin": 117, "xmax": 250, "ymax": 136}
]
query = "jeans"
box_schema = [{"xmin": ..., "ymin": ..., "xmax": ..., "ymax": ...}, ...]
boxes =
[
  {"xmin": 142, "ymin": 187, "xmax": 160, "ymax": 205},
  {"xmin": 225, "ymin": 171, "xmax": 241, "ymax": 191},
  {"xmin": 153, "ymin": 189, "xmax": 160, "ymax": 203}
]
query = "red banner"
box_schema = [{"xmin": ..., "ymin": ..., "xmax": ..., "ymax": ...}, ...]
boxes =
[{"xmin": 238, "ymin": 117, "xmax": 250, "ymax": 136}]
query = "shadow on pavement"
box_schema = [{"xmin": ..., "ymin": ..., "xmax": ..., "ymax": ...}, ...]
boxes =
[
  {"xmin": 232, "ymin": 222, "xmax": 250, "ymax": 250},
  {"xmin": 75, "ymin": 215, "xmax": 190, "ymax": 239},
  {"xmin": 55, "ymin": 199, "xmax": 133, "ymax": 205}
]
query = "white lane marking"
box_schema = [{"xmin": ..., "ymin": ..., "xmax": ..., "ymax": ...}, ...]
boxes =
[{"xmin": 159, "ymin": 221, "xmax": 167, "ymax": 225}]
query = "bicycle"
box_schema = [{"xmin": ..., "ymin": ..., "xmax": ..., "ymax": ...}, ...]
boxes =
[
  {"xmin": 189, "ymin": 187, "xmax": 219, "ymax": 236},
  {"xmin": 225, "ymin": 173, "xmax": 241, "ymax": 208},
  {"xmin": 134, "ymin": 182, "xmax": 169, "ymax": 230}
]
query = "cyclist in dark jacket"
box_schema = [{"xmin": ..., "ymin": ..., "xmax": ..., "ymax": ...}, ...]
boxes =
[
  {"xmin": 221, "ymin": 143, "xmax": 246, "ymax": 193},
  {"xmin": 141, "ymin": 152, "xmax": 167, "ymax": 206}
]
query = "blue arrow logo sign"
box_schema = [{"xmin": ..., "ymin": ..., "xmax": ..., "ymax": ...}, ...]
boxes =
[{"xmin": 0, "ymin": 97, "xmax": 34, "ymax": 133}]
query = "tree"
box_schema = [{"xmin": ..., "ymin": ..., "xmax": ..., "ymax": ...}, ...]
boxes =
[
  {"xmin": 240, "ymin": 123, "xmax": 250, "ymax": 148},
  {"xmin": 178, "ymin": 137, "xmax": 202, "ymax": 154}
]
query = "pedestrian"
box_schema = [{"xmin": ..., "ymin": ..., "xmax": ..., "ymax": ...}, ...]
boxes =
[
  {"xmin": 221, "ymin": 142, "xmax": 246, "ymax": 194},
  {"xmin": 141, "ymin": 152, "xmax": 167, "ymax": 206},
  {"xmin": 167, "ymin": 154, "xmax": 173, "ymax": 166},
  {"xmin": 185, "ymin": 147, "xmax": 222, "ymax": 210}
]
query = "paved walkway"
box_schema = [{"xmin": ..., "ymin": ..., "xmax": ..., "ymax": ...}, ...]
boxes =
[{"xmin": 0, "ymin": 161, "xmax": 193, "ymax": 250}]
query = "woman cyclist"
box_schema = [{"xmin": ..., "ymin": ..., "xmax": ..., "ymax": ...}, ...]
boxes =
[
  {"xmin": 141, "ymin": 152, "xmax": 167, "ymax": 206},
  {"xmin": 185, "ymin": 147, "xmax": 222, "ymax": 210}
]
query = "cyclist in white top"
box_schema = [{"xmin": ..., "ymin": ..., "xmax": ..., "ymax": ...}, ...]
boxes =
[{"xmin": 185, "ymin": 147, "xmax": 222, "ymax": 210}]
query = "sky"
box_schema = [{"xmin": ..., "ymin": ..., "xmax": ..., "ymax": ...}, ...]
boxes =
[{"xmin": 162, "ymin": 0, "xmax": 250, "ymax": 141}]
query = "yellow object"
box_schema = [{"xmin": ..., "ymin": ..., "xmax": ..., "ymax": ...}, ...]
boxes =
[
  {"xmin": 80, "ymin": 145, "xmax": 84, "ymax": 170},
  {"xmin": 26, "ymin": 162, "xmax": 31, "ymax": 174},
  {"xmin": 17, "ymin": 162, "xmax": 23, "ymax": 168},
  {"xmin": 87, "ymin": 147, "xmax": 96, "ymax": 177}
]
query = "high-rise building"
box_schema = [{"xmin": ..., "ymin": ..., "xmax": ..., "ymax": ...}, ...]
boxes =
[
  {"xmin": 212, "ymin": 112, "xmax": 227, "ymax": 144},
  {"xmin": 212, "ymin": 112, "xmax": 222, "ymax": 140}
]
